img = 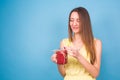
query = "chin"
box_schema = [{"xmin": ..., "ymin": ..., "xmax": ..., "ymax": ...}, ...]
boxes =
[{"xmin": 73, "ymin": 30, "xmax": 80, "ymax": 34}]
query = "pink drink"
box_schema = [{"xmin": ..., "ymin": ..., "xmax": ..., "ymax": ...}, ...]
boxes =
[{"xmin": 56, "ymin": 49, "xmax": 67, "ymax": 64}]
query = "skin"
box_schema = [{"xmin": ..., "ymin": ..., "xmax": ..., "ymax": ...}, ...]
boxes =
[{"xmin": 51, "ymin": 11, "xmax": 102, "ymax": 78}]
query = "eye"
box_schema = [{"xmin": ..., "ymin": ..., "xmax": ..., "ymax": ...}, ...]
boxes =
[
  {"xmin": 70, "ymin": 19, "xmax": 74, "ymax": 22},
  {"xmin": 77, "ymin": 19, "xmax": 80, "ymax": 22}
]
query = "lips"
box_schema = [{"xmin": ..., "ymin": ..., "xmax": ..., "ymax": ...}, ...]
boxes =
[{"xmin": 72, "ymin": 27, "xmax": 79, "ymax": 30}]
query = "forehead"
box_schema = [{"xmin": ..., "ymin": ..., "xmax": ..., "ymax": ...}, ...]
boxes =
[{"xmin": 70, "ymin": 11, "xmax": 79, "ymax": 19}]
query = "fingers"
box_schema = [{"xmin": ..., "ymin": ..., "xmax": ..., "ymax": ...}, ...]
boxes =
[
  {"xmin": 65, "ymin": 46, "xmax": 79, "ymax": 57},
  {"xmin": 51, "ymin": 54, "xmax": 57, "ymax": 63},
  {"xmin": 65, "ymin": 47, "xmax": 74, "ymax": 56}
]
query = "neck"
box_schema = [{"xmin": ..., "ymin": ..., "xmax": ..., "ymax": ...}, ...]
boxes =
[
  {"xmin": 72, "ymin": 33, "xmax": 83, "ymax": 49},
  {"xmin": 73, "ymin": 33, "xmax": 82, "ymax": 42}
]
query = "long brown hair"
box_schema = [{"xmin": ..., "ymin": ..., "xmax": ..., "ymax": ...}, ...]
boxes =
[{"xmin": 68, "ymin": 7, "xmax": 96, "ymax": 64}]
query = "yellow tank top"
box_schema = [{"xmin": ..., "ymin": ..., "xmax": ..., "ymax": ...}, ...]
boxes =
[{"xmin": 62, "ymin": 38, "xmax": 96, "ymax": 80}]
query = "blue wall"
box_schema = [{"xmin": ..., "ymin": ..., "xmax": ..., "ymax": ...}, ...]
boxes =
[{"xmin": 0, "ymin": 0, "xmax": 120, "ymax": 80}]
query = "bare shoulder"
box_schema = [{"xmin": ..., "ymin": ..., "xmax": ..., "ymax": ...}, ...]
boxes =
[
  {"xmin": 94, "ymin": 38, "xmax": 102, "ymax": 56},
  {"xmin": 60, "ymin": 38, "xmax": 67, "ymax": 45},
  {"xmin": 60, "ymin": 38, "xmax": 69, "ymax": 49},
  {"xmin": 60, "ymin": 40, "xmax": 64, "ymax": 47},
  {"xmin": 94, "ymin": 38, "xmax": 102, "ymax": 47}
]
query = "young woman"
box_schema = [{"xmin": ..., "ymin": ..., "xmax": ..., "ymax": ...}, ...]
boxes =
[{"xmin": 51, "ymin": 7, "xmax": 102, "ymax": 80}]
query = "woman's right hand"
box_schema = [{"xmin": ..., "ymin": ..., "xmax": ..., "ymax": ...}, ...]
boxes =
[{"xmin": 51, "ymin": 53, "xmax": 57, "ymax": 63}]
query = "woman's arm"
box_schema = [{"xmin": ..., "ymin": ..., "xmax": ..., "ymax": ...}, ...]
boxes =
[
  {"xmin": 57, "ymin": 40, "xmax": 66, "ymax": 77},
  {"xmin": 57, "ymin": 64, "xmax": 66, "ymax": 77},
  {"xmin": 51, "ymin": 40, "xmax": 66, "ymax": 77},
  {"xmin": 69, "ymin": 39, "xmax": 102, "ymax": 78}
]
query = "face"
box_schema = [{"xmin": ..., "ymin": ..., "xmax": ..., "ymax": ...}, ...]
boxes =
[{"xmin": 70, "ymin": 11, "xmax": 81, "ymax": 34}]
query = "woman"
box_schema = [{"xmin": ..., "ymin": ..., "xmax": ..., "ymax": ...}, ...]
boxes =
[{"xmin": 51, "ymin": 7, "xmax": 102, "ymax": 80}]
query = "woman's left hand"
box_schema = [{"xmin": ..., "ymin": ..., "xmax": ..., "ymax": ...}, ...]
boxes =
[{"xmin": 66, "ymin": 46, "xmax": 80, "ymax": 59}]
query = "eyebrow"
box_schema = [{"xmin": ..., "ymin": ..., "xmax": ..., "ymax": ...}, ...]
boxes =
[{"xmin": 70, "ymin": 18, "xmax": 80, "ymax": 20}]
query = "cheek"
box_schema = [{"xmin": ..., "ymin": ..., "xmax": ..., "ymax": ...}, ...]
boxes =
[
  {"xmin": 69, "ymin": 22, "xmax": 72, "ymax": 26},
  {"xmin": 69, "ymin": 23, "xmax": 72, "ymax": 28}
]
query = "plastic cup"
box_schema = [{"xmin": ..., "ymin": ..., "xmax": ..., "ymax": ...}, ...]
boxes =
[{"xmin": 56, "ymin": 49, "xmax": 67, "ymax": 64}]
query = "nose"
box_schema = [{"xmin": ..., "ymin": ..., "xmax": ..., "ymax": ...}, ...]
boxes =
[{"xmin": 73, "ymin": 21, "xmax": 77, "ymax": 26}]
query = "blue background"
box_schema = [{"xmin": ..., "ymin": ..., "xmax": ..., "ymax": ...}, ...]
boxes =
[{"xmin": 0, "ymin": 0, "xmax": 120, "ymax": 80}]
